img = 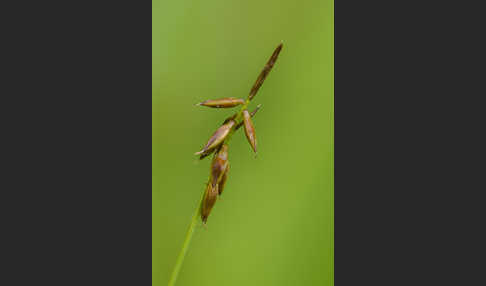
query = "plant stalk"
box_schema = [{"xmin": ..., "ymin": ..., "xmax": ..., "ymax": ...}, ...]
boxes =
[
  {"xmin": 167, "ymin": 191, "xmax": 205, "ymax": 286},
  {"xmin": 168, "ymin": 43, "xmax": 281, "ymax": 286}
]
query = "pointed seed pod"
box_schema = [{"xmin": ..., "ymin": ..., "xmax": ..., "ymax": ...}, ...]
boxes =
[
  {"xmin": 218, "ymin": 163, "xmax": 229, "ymax": 196},
  {"xmin": 242, "ymin": 110, "xmax": 257, "ymax": 153},
  {"xmin": 195, "ymin": 120, "xmax": 235, "ymax": 155},
  {"xmin": 197, "ymin": 97, "xmax": 245, "ymax": 108},
  {"xmin": 235, "ymin": 104, "xmax": 261, "ymax": 131},
  {"xmin": 201, "ymin": 183, "xmax": 219, "ymax": 224},
  {"xmin": 210, "ymin": 144, "xmax": 229, "ymax": 187},
  {"xmin": 199, "ymin": 112, "xmax": 238, "ymax": 160}
]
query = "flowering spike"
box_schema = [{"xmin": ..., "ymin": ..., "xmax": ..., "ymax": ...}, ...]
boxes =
[
  {"xmin": 248, "ymin": 43, "xmax": 283, "ymax": 101},
  {"xmin": 193, "ymin": 43, "xmax": 281, "ymax": 225},
  {"xmin": 197, "ymin": 97, "xmax": 245, "ymax": 108},
  {"xmin": 242, "ymin": 110, "xmax": 257, "ymax": 154}
]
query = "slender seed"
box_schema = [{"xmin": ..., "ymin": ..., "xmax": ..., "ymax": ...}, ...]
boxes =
[
  {"xmin": 235, "ymin": 104, "xmax": 261, "ymax": 131},
  {"xmin": 248, "ymin": 43, "xmax": 283, "ymax": 101},
  {"xmin": 201, "ymin": 183, "xmax": 219, "ymax": 224},
  {"xmin": 196, "ymin": 97, "xmax": 245, "ymax": 108},
  {"xmin": 195, "ymin": 120, "xmax": 235, "ymax": 155},
  {"xmin": 243, "ymin": 110, "xmax": 257, "ymax": 154}
]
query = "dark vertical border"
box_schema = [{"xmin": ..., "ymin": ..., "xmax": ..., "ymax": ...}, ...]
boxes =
[
  {"xmin": 3, "ymin": 1, "xmax": 152, "ymax": 285},
  {"xmin": 336, "ymin": 1, "xmax": 485, "ymax": 285}
]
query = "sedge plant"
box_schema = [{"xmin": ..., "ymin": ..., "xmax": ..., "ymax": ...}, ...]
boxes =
[{"xmin": 168, "ymin": 43, "xmax": 283, "ymax": 286}]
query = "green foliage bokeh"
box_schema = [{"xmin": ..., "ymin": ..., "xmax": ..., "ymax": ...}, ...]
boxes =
[{"xmin": 153, "ymin": 0, "xmax": 333, "ymax": 285}]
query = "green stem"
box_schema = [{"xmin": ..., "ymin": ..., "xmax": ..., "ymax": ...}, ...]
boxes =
[{"xmin": 168, "ymin": 191, "xmax": 205, "ymax": 286}]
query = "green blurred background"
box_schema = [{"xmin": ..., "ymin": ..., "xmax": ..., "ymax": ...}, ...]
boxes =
[{"xmin": 153, "ymin": 0, "xmax": 333, "ymax": 285}]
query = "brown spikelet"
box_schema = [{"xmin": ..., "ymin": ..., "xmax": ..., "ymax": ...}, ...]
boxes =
[
  {"xmin": 218, "ymin": 163, "xmax": 229, "ymax": 195},
  {"xmin": 201, "ymin": 183, "xmax": 219, "ymax": 224},
  {"xmin": 243, "ymin": 110, "xmax": 257, "ymax": 153},
  {"xmin": 235, "ymin": 104, "xmax": 261, "ymax": 131},
  {"xmin": 195, "ymin": 120, "xmax": 235, "ymax": 155},
  {"xmin": 210, "ymin": 144, "xmax": 229, "ymax": 187},
  {"xmin": 248, "ymin": 43, "xmax": 283, "ymax": 101},
  {"xmin": 197, "ymin": 97, "xmax": 245, "ymax": 108}
]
